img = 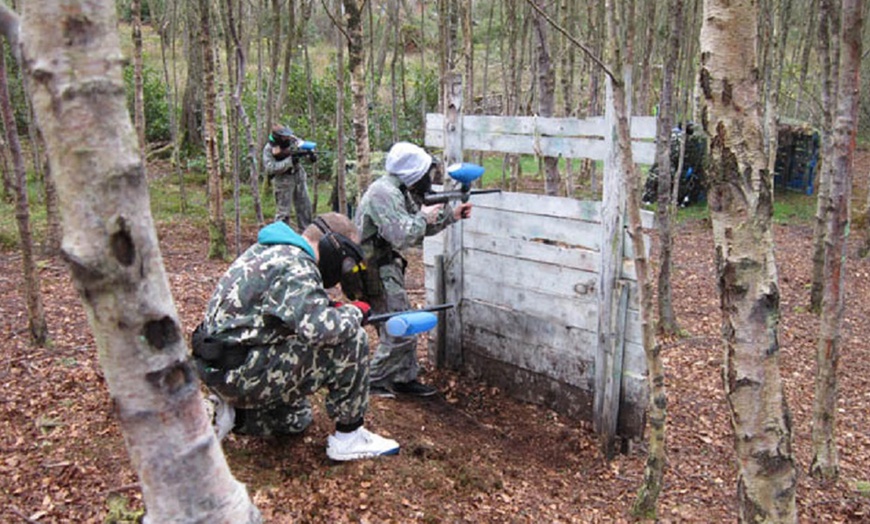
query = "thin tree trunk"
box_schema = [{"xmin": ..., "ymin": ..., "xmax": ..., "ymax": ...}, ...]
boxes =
[
  {"xmin": 390, "ymin": 0, "xmax": 400, "ymax": 143},
  {"xmin": 132, "ymin": 0, "xmax": 146, "ymax": 159},
  {"xmin": 462, "ymin": 0, "xmax": 474, "ymax": 115},
  {"xmin": 276, "ymin": 0, "xmax": 298, "ymax": 114},
  {"xmin": 181, "ymin": 1, "xmax": 204, "ymax": 152},
  {"xmin": 343, "ymin": 0, "xmax": 372, "ymax": 193},
  {"xmin": 599, "ymin": 0, "xmax": 665, "ymax": 514},
  {"xmin": 226, "ymin": 0, "xmax": 263, "ymax": 226},
  {"xmin": 265, "ymin": 0, "xmax": 281, "ymax": 136},
  {"xmin": 559, "ymin": 0, "xmax": 576, "ymax": 196},
  {"xmin": 202, "ymin": 0, "xmax": 227, "ymax": 259},
  {"xmin": 810, "ymin": 0, "xmax": 841, "ymax": 311},
  {"xmin": 213, "ymin": 19, "xmax": 239, "ymax": 255},
  {"xmin": 655, "ymin": 0, "xmax": 682, "ymax": 337},
  {"xmin": 40, "ymin": 131, "xmax": 62, "ymax": 255},
  {"xmin": 0, "ymin": 39, "xmax": 47, "ymax": 347},
  {"xmin": 531, "ymin": 0, "xmax": 560, "ymax": 196},
  {"xmin": 811, "ymin": 0, "xmax": 863, "ymax": 481},
  {"xmin": 335, "ymin": 0, "xmax": 347, "ymax": 214},
  {"xmin": 19, "ymin": 2, "xmax": 260, "ymax": 520},
  {"xmin": 636, "ymin": 1, "xmax": 656, "ymax": 116},
  {"xmin": 700, "ymin": 1, "xmax": 797, "ymax": 521},
  {"xmin": 153, "ymin": 0, "xmax": 187, "ymax": 214}
]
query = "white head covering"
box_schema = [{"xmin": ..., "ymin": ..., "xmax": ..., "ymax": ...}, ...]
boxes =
[{"xmin": 385, "ymin": 142, "xmax": 433, "ymax": 187}]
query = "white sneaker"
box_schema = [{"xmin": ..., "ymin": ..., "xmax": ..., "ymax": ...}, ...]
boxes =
[
  {"xmin": 205, "ymin": 393, "xmax": 235, "ymax": 441},
  {"xmin": 326, "ymin": 427, "xmax": 400, "ymax": 461}
]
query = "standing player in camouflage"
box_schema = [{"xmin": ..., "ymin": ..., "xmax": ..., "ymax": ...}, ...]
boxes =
[
  {"xmin": 263, "ymin": 124, "xmax": 314, "ymax": 231},
  {"xmin": 355, "ymin": 142, "xmax": 472, "ymax": 398},
  {"xmin": 192, "ymin": 212, "xmax": 400, "ymax": 461}
]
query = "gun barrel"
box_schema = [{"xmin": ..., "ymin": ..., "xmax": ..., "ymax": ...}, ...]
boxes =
[
  {"xmin": 423, "ymin": 188, "xmax": 501, "ymax": 205},
  {"xmin": 367, "ymin": 302, "xmax": 455, "ymax": 324}
]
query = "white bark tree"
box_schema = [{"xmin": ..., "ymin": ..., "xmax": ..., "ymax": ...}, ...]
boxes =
[
  {"xmin": 810, "ymin": 0, "xmax": 863, "ymax": 481},
  {"xmin": 11, "ymin": 1, "xmax": 260, "ymax": 521},
  {"xmin": 700, "ymin": 0, "xmax": 797, "ymax": 521}
]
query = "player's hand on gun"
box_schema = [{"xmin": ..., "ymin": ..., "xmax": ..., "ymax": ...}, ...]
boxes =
[
  {"xmin": 421, "ymin": 204, "xmax": 444, "ymax": 224},
  {"xmin": 453, "ymin": 202, "xmax": 472, "ymax": 220},
  {"xmin": 349, "ymin": 300, "xmax": 371, "ymax": 324}
]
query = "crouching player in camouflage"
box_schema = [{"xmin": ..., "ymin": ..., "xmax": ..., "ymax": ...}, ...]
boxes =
[
  {"xmin": 192, "ymin": 212, "xmax": 399, "ymax": 461},
  {"xmin": 355, "ymin": 142, "xmax": 472, "ymax": 398}
]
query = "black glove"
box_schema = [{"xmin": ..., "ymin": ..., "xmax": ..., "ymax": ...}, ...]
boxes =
[{"xmin": 307, "ymin": 152, "xmax": 318, "ymax": 163}]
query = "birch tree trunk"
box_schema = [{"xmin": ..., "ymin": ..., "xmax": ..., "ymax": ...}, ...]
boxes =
[
  {"xmin": 810, "ymin": 0, "xmax": 841, "ymax": 311},
  {"xmin": 700, "ymin": 1, "xmax": 797, "ymax": 521},
  {"xmin": 655, "ymin": 0, "xmax": 682, "ymax": 337},
  {"xmin": 810, "ymin": 0, "xmax": 863, "ymax": 481},
  {"xmin": 0, "ymin": 38, "xmax": 47, "ymax": 347},
  {"xmin": 201, "ymin": 0, "xmax": 227, "ymax": 259},
  {"xmin": 343, "ymin": 0, "xmax": 372, "ymax": 193},
  {"xmin": 18, "ymin": 1, "xmax": 260, "ymax": 521}
]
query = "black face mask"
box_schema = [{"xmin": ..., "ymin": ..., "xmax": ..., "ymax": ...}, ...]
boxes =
[
  {"xmin": 313, "ymin": 218, "xmax": 367, "ymax": 295},
  {"xmin": 410, "ymin": 172, "xmax": 433, "ymax": 199}
]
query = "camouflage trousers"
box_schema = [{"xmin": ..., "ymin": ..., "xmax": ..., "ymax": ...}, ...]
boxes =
[
  {"xmin": 273, "ymin": 164, "xmax": 313, "ymax": 232},
  {"xmin": 369, "ymin": 259, "xmax": 420, "ymax": 387},
  {"xmin": 206, "ymin": 328, "xmax": 370, "ymax": 437}
]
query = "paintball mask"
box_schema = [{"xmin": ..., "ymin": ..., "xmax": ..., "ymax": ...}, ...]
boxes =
[
  {"xmin": 269, "ymin": 125, "xmax": 295, "ymax": 149},
  {"xmin": 312, "ymin": 217, "xmax": 368, "ymax": 299}
]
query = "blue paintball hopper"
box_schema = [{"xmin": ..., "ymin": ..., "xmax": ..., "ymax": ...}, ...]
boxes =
[
  {"xmin": 298, "ymin": 140, "xmax": 317, "ymax": 151},
  {"xmin": 385, "ymin": 311, "xmax": 438, "ymax": 337},
  {"xmin": 446, "ymin": 163, "xmax": 485, "ymax": 184}
]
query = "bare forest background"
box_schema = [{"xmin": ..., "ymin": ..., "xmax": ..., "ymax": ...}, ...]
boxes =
[{"xmin": 7, "ymin": 0, "xmax": 870, "ymax": 241}]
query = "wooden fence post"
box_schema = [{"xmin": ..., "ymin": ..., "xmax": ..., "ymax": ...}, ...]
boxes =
[
  {"xmin": 594, "ymin": 72, "xmax": 630, "ymax": 458},
  {"xmin": 439, "ymin": 72, "xmax": 464, "ymax": 370}
]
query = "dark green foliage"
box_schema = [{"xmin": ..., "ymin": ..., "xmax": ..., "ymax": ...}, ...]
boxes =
[
  {"xmin": 123, "ymin": 63, "xmax": 172, "ymax": 143},
  {"xmin": 2, "ymin": 42, "xmax": 30, "ymax": 134},
  {"xmin": 115, "ymin": 0, "xmax": 159, "ymax": 24}
]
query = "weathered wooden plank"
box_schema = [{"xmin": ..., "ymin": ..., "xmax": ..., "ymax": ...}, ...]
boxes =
[
  {"xmin": 427, "ymin": 113, "xmax": 657, "ymax": 140},
  {"xmin": 426, "ymin": 114, "xmax": 656, "ymax": 163},
  {"xmin": 594, "ymin": 75, "xmax": 627, "ymax": 448},
  {"xmin": 461, "ymin": 300, "xmax": 596, "ymax": 387},
  {"xmin": 462, "ymin": 348, "xmax": 595, "ymax": 422}
]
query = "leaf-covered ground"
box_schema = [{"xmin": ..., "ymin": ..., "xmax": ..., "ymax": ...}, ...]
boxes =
[{"xmin": 2, "ymin": 169, "xmax": 870, "ymax": 523}]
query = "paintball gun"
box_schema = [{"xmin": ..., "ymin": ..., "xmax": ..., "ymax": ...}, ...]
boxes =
[
  {"xmin": 367, "ymin": 303, "xmax": 455, "ymax": 337},
  {"xmin": 423, "ymin": 162, "xmax": 501, "ymax": 205},
  {"xmin": 274, "ymin": 137, "xmax": 318, "ymax": 163}
]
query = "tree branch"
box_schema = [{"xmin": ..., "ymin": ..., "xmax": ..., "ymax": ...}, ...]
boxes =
[
  {"xmin": 523, "ymin": 0, "xmax": 615, "ymax": 82},
  {"xmin": 321, "ymin": 0, "xmax": 351, "ymax": 43}
]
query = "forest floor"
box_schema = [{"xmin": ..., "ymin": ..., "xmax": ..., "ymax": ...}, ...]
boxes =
[{"xmin": 2, "ymin": 157, "xmax": 870, "ymax": 523}]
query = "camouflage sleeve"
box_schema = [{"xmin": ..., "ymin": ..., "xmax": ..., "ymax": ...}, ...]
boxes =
[
  {"xmin": 266, "ymin": 256, "xmax": 364, "ymax": 347},
  {"xmin": 262, "ymin": 144, "xmax": 294, "ymax": 177},
  {"xmin": 424, "ymin": 205, "xmax": 458, "ymax": 236},
  {"xmin": 366, "ymin": 184, "xmax": 429, "ymax": 250}
]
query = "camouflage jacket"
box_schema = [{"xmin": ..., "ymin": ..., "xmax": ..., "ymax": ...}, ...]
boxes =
[
  {"xmin": 355, "ymin": 173, "xmax": 456, "ymax": 263},
  {"xmin": 203, "ymin": 221, "xmax": 363, "ymax": 349},
  {"xmin": 262, "ymin": 143, "xmax": 296, "ymax": 178}
]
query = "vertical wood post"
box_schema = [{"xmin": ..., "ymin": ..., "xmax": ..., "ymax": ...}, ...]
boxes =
[
  {"xmin": 594, "ymin": 72, "xmax": 630, "ymax": 457},
  {"xmin": 437, "ymin": 72, "xmax": 464, "ymax": 370}
]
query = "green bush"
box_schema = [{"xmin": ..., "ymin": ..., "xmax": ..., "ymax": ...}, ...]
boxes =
[{"xmin": 123, "ymin": 63, "xmax": 172, "ymax": 143}]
